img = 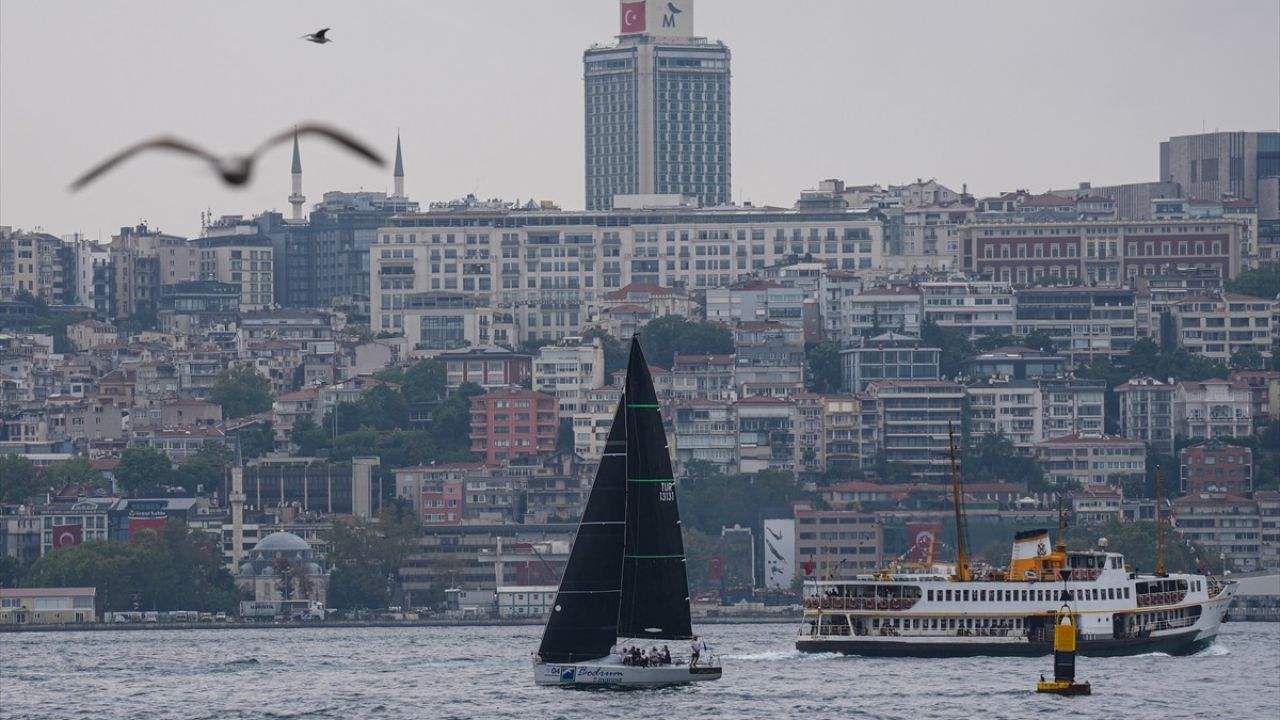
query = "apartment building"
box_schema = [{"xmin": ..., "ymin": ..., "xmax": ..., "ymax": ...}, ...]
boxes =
[
  {"xmin": 1038, "ymin": 377, "xmax": 1106, "ymax": 440},
  {"xmin": 532, "ymin": 337, "xmax": 604, "ymax": 415},
  {"xmin": 1171, "ymin": 493, "xmax": 1262, "ymax": 572},
  {"xmin": 1014, "ymin": 287, "xmax": 1144, "ymax": 366},
  {"xmin": 863, "ymin": 379, "xmax": 965, "ymax": 482},
  {"xmin": 918, "ymin": 280, "xmax": 1016, "ymax": 338},
  {"xmin": 1174, "ymin": 379, "xmax": 1252, "ymax": 440},
  {"xmin": 468, "ymin": 388, "xmax": 558, "ymax": 467},
  {"xmin": 1180, "ymin": 441, "xmax": 1252, "ymax": 495},
  {"xmin": 1170, "ymin": 293, "xmax": 1278, "ymax": 363},
  {"xmin": 371, "ymin": 203, "xmax": 885, "ymax": 343},
  {"xmin": 966, "ymin": 378, "xmax": 1042, "ymax": 454},
  {"xmin": 1116, "ymin": 376, "xmax": 1177, "ymax": 455},
  {"xmin": 840, "ymin": 333, "xmax": 940, "ymax": 393},
  {"xmin": 1034, "ymin": 433, "xmax": 1146, "ymax": 487}
]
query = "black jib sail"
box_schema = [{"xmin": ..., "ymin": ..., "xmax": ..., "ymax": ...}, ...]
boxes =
[
  {"xmin": 617, "ymin": 339, "xmax": 694, "ymax": 641},
  {"xmin": 537, "ymin": 399, "xmax": 629, "ymax": 663}
]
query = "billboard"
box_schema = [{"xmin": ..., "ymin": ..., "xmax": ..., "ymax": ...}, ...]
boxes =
[
  {"xmin": 762, "ymin": 518, "xmax": 795, "ymax": 590},
  {"xmin": 619, "ymin": 0, "xmax": 695, "ymax": 39}
]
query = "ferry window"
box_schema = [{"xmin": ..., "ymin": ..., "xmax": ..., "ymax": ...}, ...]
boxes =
[
  {"xmin": 1108, "ymin": 588, "xmax": 1115, "ymax": 600},
  {"xmin": 912, "ymin": 619, "xmax": 920, "ymax": 629},
  {"xmin": 979, "ymin": 590, "xmax": 985, "ymax": 602},
  {"xmin": 1124, "ymin": 588, "xmax": 1129, "ymax": 599},
  {"xmin": 963, "ymin": 590, "xmax": 970, "ymax": 601},
  {"xmin": 1022, "ymin": 590, "xmax": 1028, "ymax": 601},
  {"xmin": 946, "ymin": 590, "xmax": 953, "ymax": 601},
  {"xmin": 927, "ymin": 590, "xmax": 933, "ymax": 601}
]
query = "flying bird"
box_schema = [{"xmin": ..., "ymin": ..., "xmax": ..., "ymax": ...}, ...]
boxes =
[
  {"xmin": 666, "ymin": 2, "xmax": 682, "ymax": 13},
  {"xmin": 302, "ymin": 28, "xmax": 332, "ymax": 44},
  {"xmin": 70, "ymin": 124, "xmax": 384, "ymax": 191}
]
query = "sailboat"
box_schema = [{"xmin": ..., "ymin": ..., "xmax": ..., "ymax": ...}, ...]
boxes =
[{"xmin": 533, "ymin": 337, "xmax": 723, "ymax": 687}]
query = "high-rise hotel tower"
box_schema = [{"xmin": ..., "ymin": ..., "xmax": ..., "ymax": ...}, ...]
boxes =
[{"xmin": 584, "ymin": 0, "xmax": 731, "ymax": 210}]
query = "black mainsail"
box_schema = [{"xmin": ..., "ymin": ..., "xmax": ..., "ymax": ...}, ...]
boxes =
[
  {"xmin": 617, "ymin": 339, "xmax": 694, "ymax": 641},
  {"xmin": 537, "ymin": 337, "xmax": 694, "ymax": 663},
  {"xmin": 537, "ymin": 399, "xmax": 628, "ymax": 663}
]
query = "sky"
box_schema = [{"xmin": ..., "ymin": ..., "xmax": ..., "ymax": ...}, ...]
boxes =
[{"xmin": 1, "ymin": 0, "xmax": 1277, "ymax": 240}]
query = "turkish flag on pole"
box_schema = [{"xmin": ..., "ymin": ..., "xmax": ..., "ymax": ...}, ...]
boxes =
[
  {"xmin": 620, "ymin": 1, "xmax": 646, "ymax": 33},
  {"xmin": 53, "ymin": 524, "xmax": 83, "ymax": 549}
]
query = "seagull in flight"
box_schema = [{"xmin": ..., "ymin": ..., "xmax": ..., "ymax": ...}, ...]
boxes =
[
  {"xmin": 302, "ymin": 28, "xmax": 332, "ymax": 44},
  {"xmin": 666, "ymin": 2, "xmax": 682, "ymax": 13},
  {"xmin": 70, "ymin": 124, "xmax": 384, "ymax": 191}
]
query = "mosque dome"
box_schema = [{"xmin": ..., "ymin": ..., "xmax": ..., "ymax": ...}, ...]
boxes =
[{"xmin": 254, "ymin": 531, "xmax": 312, "ymax": 553}]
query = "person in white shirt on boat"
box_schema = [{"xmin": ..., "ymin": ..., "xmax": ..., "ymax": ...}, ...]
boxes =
[{"xmin": 690, "ymin": 637, "xmax": 701, "ymax": 667}]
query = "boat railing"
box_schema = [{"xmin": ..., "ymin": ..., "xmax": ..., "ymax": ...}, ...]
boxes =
[
  {"xmin": 1136, "ymin": 590, "xmax": 1187, "ymax": 607},
  {"xmin": 1139, "ymin": 614, "xmax": 1197, "ymax": 633},
  {"xmin": 803, "ymin": 596, "xmax": 920, "ymax": 611}
]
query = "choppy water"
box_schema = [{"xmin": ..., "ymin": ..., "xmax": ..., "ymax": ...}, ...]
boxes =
[{"xmin": 2, "ymin": 622, "xmax": 1277, "ymax": 720}]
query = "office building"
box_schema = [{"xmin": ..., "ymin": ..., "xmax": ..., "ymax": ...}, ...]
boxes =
[{"xmin": 584, "ymin": 0, "xmax": 730, "ymax": 209}]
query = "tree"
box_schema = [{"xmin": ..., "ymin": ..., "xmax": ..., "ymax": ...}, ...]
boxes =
[
  {"xmin": 0, "ymin": 454, "xmax": 40, "ymax": 503},
  {"xmin": 964, "ymin": 432, "xmax": 1046, "ymax": 490},
  {"xmin": 230, "ymin": 421, "xmax": 274, "ymax": 459},
  {"xmin": 28, "ymin": 521, "xmax": 238, "ymax": 614},
  {"xmin": 806, "ymin": 341, "xmax": 843, "ymax": 394},
  {"xmin": 583, "ymin": 328, "xmax": 628, "ymax": 377},
  {"xmin": 400, "ymin": 358, "xmax": 447, "ymax": 404},
  {"xmin": 1067, "ymin": 520, "xmax": 1202, "ymax": 574},
  {"xmin": 43, "ymin": 457, "xmax": 106, "ymax": 491},
  {"xmin": 292, "ymin": 417, "xmax": 332, "ymax": 456},
  {"xmin": 358, "ymin": 385, "xmax": 409, "ymax": 431},
  {"xmin": 1230, "ymin": 347, "xmax": 1265, "ymax": 370},
  {"xmin": 173, "ymin": 443, "xmax": 232, "ymax": 494},
  {"xmin": 113, "ymin": 447, "xmax": 174, "ymax": 495},
  {"xmin": 638, "ymin": 315, "xmax": 734, "ymax": 368},
  {"xmin": 1022, "ymin": 330, "xmax": 1058, "ymax": 354},
  {"xmin": 679, "ymin": 469, "xmax": 807, "ymax": 535},
  {"xmin": 323, "ymin": 506, "xmax": 420, "ymax": 610},
  {"xmin": 210, "ymin": 365, "xmax": 272, "ymax": 420},
  {"xmin": 1224, "ymin": 263, "xmax": 1280, "ymax": 300},
  {"xmin": 556, "ymin": 418, "xmax": 576, "ymax": 454},
  {"xmin": 921, "ymin": 319, "xmax": 974, "ymax": 379}
]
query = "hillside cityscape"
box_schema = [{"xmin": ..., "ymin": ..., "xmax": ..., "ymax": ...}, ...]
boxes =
[{"xmin": 2, "ymin": 2, "xmax": 1278, "ymax": 627}]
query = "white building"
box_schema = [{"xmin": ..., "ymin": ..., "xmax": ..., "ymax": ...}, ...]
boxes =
[
  {"xmin": 1038, "ymin": 377, "xmax": 1106, "ymax": 441},
  {"xmin": 371, "ymin": 204, "xmax": 885, "ymax": 343},
  {"xmin": 1035, "ymin": 434, "xmax": 1147, "ymax": 487},
  {"xmin": 965, "ymin": 378, "xmax": 1043, "ymax": 454},
  {"xmin": 1171, "ymin": 293, "xmax": 1279, "ymax": 363},
  {"xmin": 533, "ymin": 337, "xmax": 605, "ymax": 415},
  {"xmin": 1174, "ymin": 379, "xmax": 1253, "ymax": 440},
  {"xmin": 705, "ymin": 280, "xmax": 806, "ymax": 328},
  {"xmin": 1116, "ymin": 376, "xmax": 1176, "ymax": 456},
  {"xmin": 826, "ymin": 287, "xmax": 922, "ymax": 342},
  {"xmin": 919, "ymin": 280, "xmax": 1016, "ymax": 338},
  {"xmin": 398, "ymin": 291, "xmax": 494, "ymax": 352}
]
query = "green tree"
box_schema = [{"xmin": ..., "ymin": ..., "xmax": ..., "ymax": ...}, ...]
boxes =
[
  {"xmin": 0, "ymin": 454, "xmax": 40, "ymax": 503},
  {"xmin": 29, "ymin": 540, "xmax": 137, "ymax": 614},
  {"xmin": 113, "ymin": 447, "xmax": 174, "ymax": 495},
  {"xmin": 1022, "ymin": 330, "xmax": 1058, "ymax": 354},
  {"xmin": 583, "ymin": 328, "xmax": 628, "ymax": 377},
  {"xmin": 921, "ymin": 319, "xmax": 974, "ymax": 379},
  {"xmin": 43, "ymin": 457, "xmax": 106, "ymax": 491},
  {"xmin": 1067, "ymin": 520, "xmax": 1202, "ymax": 574},
  {"xmin": 964, "ymin": 432, "xmax": 1046, "ymax": 490},
  {"xmin": 556, "ymin": 417, "xmax": 576, "ymax": 454},
  {"xmin": 638, "ymin": 315, "xmax": 734, "ymax": 368},
  {"xmin": 1223, "ymin": 263, "xmax": 1280, "ymax": 299},
  {"xmin": 679, "ymin": 469, "xmax": 807, "ymax": 535},
  {"xmin": 291, "ymin": 416, "xmax": 332, "ymax": 456},
  {"xmin": 210, "ymin": 365, "xmax": 273, "ymax": 420},
  {"xmin": 173, "ymin": 443, "xmax": 232, "ymax": 494},
  {"xmin": 230, "ymin": 421, "xmax": 274, "ymax": 459},
  {"xmin": 806, "ymin": 341, "xmax": 843, "ymax": 394},
  {"xmin": 358, "ymin": 385, "xmax": 410, "ymax": 431},
  {"xmin": 400, "ymin": 358, "xmax": 447, "ymax": 404},
  {"xmin": 1230, "ymin": 347, "xmax": 1265, "ymax": 370},
  {"xmin": 323, "ymin": 505, "xmax": 420, "ymax": 610}
]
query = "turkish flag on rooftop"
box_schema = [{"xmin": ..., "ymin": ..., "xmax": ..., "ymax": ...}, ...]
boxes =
[{"xmin": 620, "ymin": 1, "xmax": 646, "ymax": 33}]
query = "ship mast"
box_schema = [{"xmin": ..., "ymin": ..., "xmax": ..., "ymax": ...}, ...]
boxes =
[
  {"xmin": 947, "ymin": 422, "xmax": 971, "ymax": 582},
  {"xmin": 1155, "ymin": 465, "xmax": 1165, "ymax": 575}
]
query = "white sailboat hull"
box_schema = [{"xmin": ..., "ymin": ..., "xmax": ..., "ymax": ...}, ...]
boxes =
[{"xmin": 533, "ymin": 658, "xmax": 722, "ymax": 687}]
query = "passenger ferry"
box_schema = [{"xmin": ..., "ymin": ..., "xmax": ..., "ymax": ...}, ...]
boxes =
[
  {"xmin": 796, "ymin": 529, "xmax": 1236, "ymax": 657},
  {"xmin": 796, "ymin": 427, "xmax": 1237, "ymax": 658}
]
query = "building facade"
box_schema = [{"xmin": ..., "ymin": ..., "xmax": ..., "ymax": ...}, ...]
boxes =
[{"xmin": 584, "ymin": 0, "xmax": 730, "ymax": 210}]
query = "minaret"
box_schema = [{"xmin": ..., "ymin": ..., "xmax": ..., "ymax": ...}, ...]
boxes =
[
  {"xmin": 288, "ymin": 128, "xmax": 306, "ymax": 222},
  {"xmin": 392, "ymin": 132, "xmax": 405, "ymax": 199}
]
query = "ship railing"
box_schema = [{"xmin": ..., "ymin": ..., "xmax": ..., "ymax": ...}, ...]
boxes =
[
  {"xmin": 803, "ymin": 596, "xmax": 920, "ymax": 611},
  {"xmin": 1139, "ymin": 615, "xmax": 1197, "ymax": 633}
]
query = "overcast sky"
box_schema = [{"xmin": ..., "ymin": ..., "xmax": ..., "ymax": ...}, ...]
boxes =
[{"xmin": 2, "ymin": 0, "xmax": 1277, "ymax": 240}]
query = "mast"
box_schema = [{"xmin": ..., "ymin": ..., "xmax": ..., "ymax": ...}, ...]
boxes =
[
  {"xmin": 1056, "ymin": 496, "xmax": 1067, "ymax": 553},
  {"xmin": 947, "ymin": 422, "xmax": 971, "ymax": 582},
  {"xmin": 1155, "ymin": 465, "xmax": 1165, "ymax": 575}
]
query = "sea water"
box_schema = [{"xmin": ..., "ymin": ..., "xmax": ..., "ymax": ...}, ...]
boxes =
[{"xmin": 1, "ymin": 622, "xmax": 1276, "ymax": 719}]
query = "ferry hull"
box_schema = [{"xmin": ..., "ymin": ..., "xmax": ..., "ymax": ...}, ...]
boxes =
[
  {"xmin": 797, "ymin": 627, "xmax": 1215, "ymax": 658},
  {"xmin": 533, "ymin": 659, "xmax": 721, "ymax": 687}
]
